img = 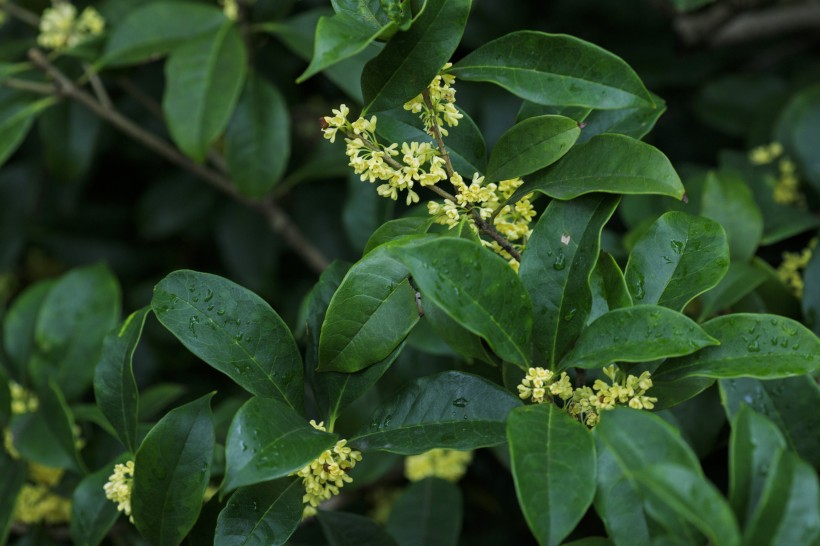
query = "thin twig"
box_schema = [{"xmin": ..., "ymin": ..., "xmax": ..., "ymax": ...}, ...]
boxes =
[
  {"xmin": 27, "ymin": 48, "xmax": 329, "ymax": 273},
  {"xmin": 471, "ymin": 210, "xmax": 522, "ymax": 262},
  {"xmin": 3, "ymin": 77, "xmax": 56, "ymax": 95},
  {"xmin": 421, "ymin": 88, "xmax": 456, "ymax": 178},
  {"xmin": 0, "ymin": 1, "xmax": 41, "ymax": 27},
  {"xmin": 83, "ymin": 62, "xmax": 113, "ymax": 110}
]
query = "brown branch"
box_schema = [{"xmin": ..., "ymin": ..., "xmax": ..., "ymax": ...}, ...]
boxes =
[
  {"xmin": 3, "ymin": 77, "xmax": 56, "ymax": 95},
  {"xmin": 0, "ymin": 1, "xmax": 41, "ymax": 27},
  {"xmin": 27, "ymin": 48, "xmax": 329, "ymax": 274},
  {"xmin": 471, "ymin": 210, "xmax": 522, "ymax": 262}
]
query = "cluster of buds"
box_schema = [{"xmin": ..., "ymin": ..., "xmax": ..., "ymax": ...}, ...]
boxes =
[
  {"xmin": 403, "ymin": 63, "xmax": 463, "ymax": 136},
  {"xmin": 104, "ymin": 460, "xmax": 135, "ymax": 522},
  {"xmin": 749, "ymin": 142, "xmax": 805, "ymax": 207},
  {"xmin": 37, "ymin": 1, "xmax": 105, "ymax": 50},
  {"xmin": 404, "ymin": 448, "xmax": 473, "ymax": 482},
  {"xmin": 777, "ymin": 237, "xmax": 817, "ymax": 298}
]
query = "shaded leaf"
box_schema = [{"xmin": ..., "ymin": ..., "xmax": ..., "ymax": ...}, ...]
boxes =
[
  {"xmin": 70, "ymin": 457, "xmax": 127, "ymax": 546},
  {"xmin": 0, "ymin": 92, "xmax": 57, "ymax": 168},
  {"xmin": 588, "ymin": 252, "xmax": 632, "ymax": 324},
  {"xmin": 696, "ymin": 261, "xmax": 768, "ymax": 321},
  {"xmin": 576, "ymin": 92, "xmax": 666, "ymax": 143},
  {"xmin": 363, "ymin": 217, "xmax": 434, "ymax": 255},
  {"xmin": 214, "ymin": 478, "xmax": 303, "ymax": 546},
  {"xmin": 774, "ymin": 83, "xmax": 820, "ymax": 193},
  {"xmin": 2, "ymin": 279, "xmax": 54, "ymax": 382},
  {"xmin": 700, "ymin": 171, "xmax": 762, "ymax": 263},
  {"xmin": 0, "ymin": 451, "xmax": 26, "ymax": 545},
  {"xmin": 386, "ymin": 478, "xmax": 462, "ymax": 546},
  {"xmin": 318, "ymin": 510, "xmax": 398, "ymax": 546}
]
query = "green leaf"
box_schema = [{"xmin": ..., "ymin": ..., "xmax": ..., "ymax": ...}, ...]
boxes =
[
  {"xmin": 423, "ymin": 300, "xmax": 496, "ymax": 365},
  {"xmin": 742, "ymin": 449, "xmax": 820, "ymax": 546},
  {"xmin": 700, "ymin": 171, "xmax": 762, "ymax": 263},
  {"xmin": 450, "ymin": 31, "xmax": 653, "ymax": 110},
  {"xmin": 0, "ymin": 451, "xmax": 26, "ymax": 545},
  {"xmin": 132, "ymin": 394, "xmax": 215, "ymax": 546},
  {"xmin": 93, "ymin": 307, "xmax": 149, "ymax": 454},
  {"xmin": 507, "ymin": 404, "xmax": 596, "ymax": 546},
  {"xmin": 624, "ymin": 211, "xmax": 729, "ymax": 311},
  {"xmin": 0, "ymin": 372, "xmax": 8, "ymax": 430},
  {"xmin": 387, "ymin": 237, "xmax": 533, "ymax": 368},
  {"xmin": 509, "ymin": 134, "xmax": 684, "ymax": 203},
  {"xmin": 70, "ymin": 457, "xmax": 127, "ymax": 546},
  {"xmin": 20, "ymin": 381, "xmax": 86, "ymax": 473},
  {"xmin": 30, "ymin": 263, "xmax": 121, "ymax": 399},
  {"xmin": 100, "ymin": 1, "xmax": 227, "ymax": 66},
  {"xmin": 38, "ymin": 99, "xmax": 101, "ymax": 183},
  {"xmin": 386, "ymin": 478, "xmax": 462, "ymax": 546},
  {"xmin": 163, "ymin": 21, "xmax": 248, "ymax": 162},
  {"xmin": 363, "ymin": 217, "xmax": 434, "ymax": 255},
  {"xmin": 226, "ymin": 74, "xmax": 290, "ymax": 198},
  {"xmin": 361, "ymin": 0, "xmax": 471, "ymax": 114},
  {"xmin": 0, "ymin": 91, "xmax": 57, "ymax": 168},
  {"xmin": 214, "ymin": 478, "xmax": 304, "ymax": 546},
  {"xmin": 151, "ymin": 270, "xmax": 303, "ymax": 408},
  {"xmin": 804, "ymin": 248, "xmax": 820, "ymax": 337},
  {"xmin": 318, "ymin": 510, "xmax": 399, "ymax": 546},
  {"xmin": 318, "ymin": 246, "xmax": 419, "ymax": 373},
  {"xmin": 774, "ymin": 83, "xmax": 820, "ymax": 193},
  {"xmin": 670, "ymin": 0, "xmax": 716, "ymax": 13},
  {"xmin": 635, "ymin": 464, "xmax": 740, "ymax": 546},
  {"xmin": 375, "ymin": 106, "xmax": 487, "ymax": 176},
  {"xmin": 696, "ymin": 261, "xmax": 768, "ymax": 321},
  {"xmin": 576, "ymin": 92, "xmax": 667, "ymax": 143},
  {"xmin": 2, "ymin": 279, "xmax": 54, "ymax": 382},
  {"xmin": 520, "ymin": 194, "xmax": 619, "ymax": 366},
  {"xmin": 719, "ymin": 375, "xmax": 820, "ymax": 468},
  {"xmin": 558, "ymin": 305, "xmax": 718, "ymax": 370},
  {"xmin": 588, "ymin": 252, "xmax": 632, "ymax": 324},
  {"xmin": 486, "ymin": 115, "xmax": 580, "ymax": 183},
  {"xmin": 654, "ymin": 314, "xmax": 819, "ymax": 381},
  {"xmin": 298, "ymin": 2, "xmax": 394, "ymax": 82},
  {"xmin": 223, "ymin": 397, "xmax": 337, "ymax": 491},
  {"xmin": 351, "ymin": 371, "xmax": 521, "ymax": 453},
  {"xmin": 728, "ymin": 406, "xmax": 787, "ymax": 527}
]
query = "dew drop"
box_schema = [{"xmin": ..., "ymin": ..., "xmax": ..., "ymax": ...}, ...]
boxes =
[
  {"xmin": 747, "ymin": 339, "xmax": 760, "ymax": 353},
  {"xmin": 189, "ymin": 315, "xmax": 200, "ymax": 337},
  {"xmin": 453, "ymin": 397, "xmax": 468, "ymax": 408},
  {"xmin": 203, "ymin": 288, "xmax": 214, "ymax": 302},
  {"xmin": 670, "ymin": 240, "xmax": 684, "ymax": 254},
  {"xmin": 563, "ymin": 308, "xmax": 577, "ymax": 322},
  {"xmin": 553, "ymin": 252, "xmax": 566, "ymax": 271}
]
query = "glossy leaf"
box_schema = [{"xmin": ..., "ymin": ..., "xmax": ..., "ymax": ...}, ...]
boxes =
[
  {"xmin": 635, "ymin": 464, "xmax": 740, "ymax": 546},
  {"xmin": 507, "ymin": 404, "xmax": 596, "ymax": 546},
  {"xmin": 719, "ymin": 375, "xmax": 820, "ymax": 468},
  {"xmin": 151, "ymin": 270, "xmax": 304, "ymax": 408},
  {"xmin": 728, "ymin": 406, "xmax": 786, "ymax": 527},
  {"xmin": 214, "ymin": 478, "xmax": 304, "ymax": 546},
  {"xmin": 0, "ymin": 451, "xmax": 26, "ymax": 545},
  {"xmin": 558, "ymin": 305, "xmax": 718, "ymax": 370},
  {"xmin": 588, "ymin": 252, "xmax": 632, "ymax": 324},
  {"xmin": 70, "ymin": 458, "xmax": 125, "ymax": 546},
  {"xmin": 486, "ymin": 115, "xmax": 580, "ymax": 183},
  {"xmin": 387, "ymin": 237, "xmax": 533, "ymax": 368},
  {"xmin": 576, "ymin": 93, "xmax": 667, "ymax": 143},
  {"xmin": 318, "ymin": 246, "xmax": 419, "ymax": 373},
  {"xmin": 520, "ymin": 194, "xmax": 619, "ymax": 366},
  {"xmin": 223, "ymin": 397, "xmax": 337, "ymax": 491},
  {"xmin": 163, "ymin": 21, "xmax": 247, "ymax": 162},
  {"xmin": 318, "ymin": 510, "xmax": 399, "ymax": 546},
  {"xmin": 132, "ymin": 394, "xmax": 215, "ymax": 546},
  {"xmin": 351, "ymin": 371, "xmax": 521, "ymax": 454},
  {"xmin": 363, "ymin": 217, "xmax": 434, "ymax": 255},
  {"xmin": 226, "ymin": 74, "xmax": 290, "ymax": 198},
  {"xmin": 774, "ymin": 83, "xmax": 820, "ymax": 192},
  {"xmin": 386, "ymin": 478, "xmax": 462, "ymax": 546},
  {"xmin": 93, "ymin": 307, "xmax": 149, "ymax": 454},
  {"xmin": 450, "ymin": 31, "xmax": 653, "ymax": 110},
  {"xmin": 361, "ymin": 0, "xmax": 471, "ymax": 113},
  {"xmin": 423, "ymin": 300, "xmax": 496, "ymax": 365},
  {"xmin": 696, "ymin": 261, "xmax": 768, "ymax": 321},
  {"xmin": 2, "ymin": 279, "xmax": 54, "ymax": 382},
  {"xmin": 624, "ymin": 211, "xmax": 729, "ymax": 311},
  {"xmin": 101, "ymin": 1, "xmax": 226, "ymax": 66},
  {"xmin": 654, "ymin": 314, "xmax": 819, "ymax": 382},
  {"xmin": 804, "ymin": 249, "xmax": 820, "ymax": 336},
  {"xmin": 700, "ymin": 171, "xmax": 762, "ymax": 263},
  {"xmin": 509, "ymin": 134, "xmax": 684, "ymax": 203}
]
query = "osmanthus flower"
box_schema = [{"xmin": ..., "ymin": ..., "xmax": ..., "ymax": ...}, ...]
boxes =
[
  {"xmin": 777, "ymin": 238, "xmax": 817, "ymax": 298},
  {"xmin": 37, "ymin": 0, "xmax": 105, "ymax": 50},
  {"xmin": 293, "ymin": 420, "xmax": 362, "ymax": 518},
  {"xmin": 749, "ymin": 142, "xmax": 806, "ymax": 206},
  {"xmin": 104, "ymin": 460, "xmax": 135, "ymax": 522},
  {"xmin": 404, "ymin": 449, "xmax": 473, "ymax": 482},
  {"xmin": 404, "ymin": 63, "xmax": 463, "ymax": 136},
  {"xmin": 13, "ymin": 484, "xmax": 71, "ymax": 525}
]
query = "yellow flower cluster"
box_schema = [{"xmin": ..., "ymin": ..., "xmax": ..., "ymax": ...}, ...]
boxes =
[
  {"xmin": 38, "ymin": 1, "xmax": 105, "ymax": 50},
  {"xmin": 322, "ymin": 105, "xmax": 448, "ymax": 205},
  {"xmin": 10, "ymin": 381, "xmax": 38, "ymax": 415},
  {"xmin": 518, "ymin": 365, "xmax": 657, "ymax": 427},
  {"xmin": 294, "ymin": 420, "xmax": 362, "ymax": 518},
  {"xmin": 221, "ymin": 0, "xmax": 238, "ymax": 20},
  {"xmin": 404, "ymin": 63, "xmax": 463, "ymax": 136},
  {"xmin": 13, "ymin": 484, "xmax": 71, "ymax": 525},
  {"xmin": 749, "ymin": 142, "xmax": 805, "ymax": 206},
  {"xmin": 777, "ymin": 238, "xmax": 816, "ymax": 298},
  {"xmin": 404, "ymin": 449, "xmax": 473, "ymax": 482},
  {"xmin": 104, "ymin": 460, "xmax": 135, "ymax": 522},
  {"xmin": 749, "ymin": 142, "xmax": 783, "ymax": 165},
  {"xmin": 29, "ymin": 463, "xmax": 65, "ymax": 487}
]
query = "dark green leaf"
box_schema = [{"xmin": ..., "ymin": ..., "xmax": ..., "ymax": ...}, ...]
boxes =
[
  {"xmin": 558, "ymin": 305, "xmax": 718, "ymax": 370},
  {"xmin": 132, "ymin": 394, "xmax": 215, "ymax": 546},
  {"xmin": 351, "ymin": 371, "xmax": 521, "ymax": 453},
  {"xmin": 576, "ymin": 92, "xmax": 666, "ymax": 143},
  {"xmin": 742, "ymin": 449, "xmax": 820, "ymax": 546},
  {"xmin": 804, "ymin": 248, "xmax": 820, "ymax": 337},
  {"xmin": 318, "ymin": 510, "xmax": 398, "ymax": 546},
  {"xmin": 361, "ymin": 0, "xmax": 471, "ymax": 113},
  {"xmin": 520, "ymin": 194, "xmax": 619, "ymax": 366},
  {"xmin": 1, "ymin": 277, "xmax": 54, "ymax": 383},
  {"xmin": 318, "ymin": 246, "xmax": 419, "ymax": 373},
  {"xmin": 635, "ymin": 464, "xmax": 740, "ymax": 546},
  {"xmin": 38, "ymin": 100, "xmax": 101, "ymax": 183},
  {"xmin": 387, "ymin": 237, "xmax": 533, "ymax": 368},
  {"xmin": 226, "ymin": 74, "xmax": 290, "ymax": 198},
  {"xmin": 671, "ymin": 1, "xmax": 718, "ymax": 14},
  {"xmin": 386, "ymin": 478, "xmax": 462, "ymax": 546},
  {"xmin": 70, "ymin": 457, "xmax": 127, "ymax": 546},
  {"xmin": 728, "ymin": 406, "xmax": 787, "ymax": 527},
  {"xmin": 344, "ymin": 173, "xmax": 395, "ymax": 252},
  {"xmin": 486, "ymin": 115, "xmax": 580, "ymax": 183},
  {"xmin": 151, "ymin": 270, "xmax": 304, "ymax": 408},
  {"xmin": 94, "ymin": 307, "xmax": 149, "ymax": 454},
  {"xmin": 507, "ymin": 404, "xmax": 596, "ymax": 546},
  {"xmin": 774, "ymin": 83, "xmax": 820, "ymax": 193},
  {"xmin": 719, "ymin": 375, "xmax": 820, "ymax": 468},
  {"xmin": 163, "ymin": 21, "xmax": 248, "ymax": 162},
  {"xmin": 223, "ymin": 397, "xmax": 337, "ymax": 491},
  {"xmin": 696, "ymin": 261, "xmax": 768, "ymax": 321},
  {"xmin": 450, "ymin": 31, "xmax": 653, "ymax": 110},
  {"xmin": 0, "ymin": 92, "xmax": 56, "ymax": 168},
  {"xmin": 0, "ymin": 371, "xmax": 8, "ymax": 430},
  {"xmin": 101, "ymin": 2, "xmax": 227, "ymax": 66},
  {"xmin": 363, "ymin": 217, "xmax": 434, "ymax": 255},
  {"xmin": 139, "ymin": 383, "xmax": 187, "ymax": 421},
  {"xmin": 214, "ymin": 478, "xmax": 304, "ymax": 546},
  {"xmin": 510, "ymin": 134, "xmax": 684, "ymax": 203},
  {"xmin": 0, "ymin": 451, "xmax": 26, "ymax": 545},
  {"xmin": 654, "ymin": 314, "xmax": 819, "ymax": 381},
  {"xmin": 10, "ymin": 411, "xmax": 76, "ymax": 470},
  {"xmin": 700, "ymin": 171, "xmax": 762, "ymax": 262},
  {"xmin": 647, "ymin": 376, "xmax": 715, "ymax": 412},
  {"xmin": 39, "ymin": 380, "xmax": 87, "ymax": 473},
  {"xmin": 423, "ymin": 301, "xmax": 496, "ymax": 365},
  {"xmin": 624, "ymin": 211, "xmax": 729, "ymax": 311},
  {"xmin": 588, "ymin": 252, "xmax": 632, "ymax": 324}
]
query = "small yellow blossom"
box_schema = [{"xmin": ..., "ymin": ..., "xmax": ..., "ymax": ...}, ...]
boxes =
[
  {"xmin": 4, "ymin": 427, "xmax": 20, "ymax": 458},
  {"xmin": 748, "ymin": 142, "xmax": 783, "ymax": 165},
  {"xmin": 293, "ymin": 420, "xmax": 362, "ymax": 519},
  {"xmin": 38, "ymin": 1, "xmax": 105, "ymax": 50},
  {"xmin": 773, "ymin": 158, "xmax": 805, "ymax": 206},
  {"xmin": 404, "ymin": 449, "xmax": 472, "ymax": 482},
  {"xmin": 104, "ymin": 460, "xmax": 135, "ymax": 522},
  {"xmin": 13, "ymin": 484, "xmax": 71, "ymax": 525},
  {"xmin": 777, "ymin": 238, "xmax": 816, "ymax": 298},
  {"xmin": 404, "ymin": 63, "xmax": 463, "ymax": 137},
  {"xmin": 10, "ymin": 381, "xmax": 38, "ymax": 415},
  {"xmin": 220, "ymin": 0, "xmax": 238, "ymax": 20},
  {"xmin": 29, "ymin": 463, "xmax": 64, "ymax": 487}
]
